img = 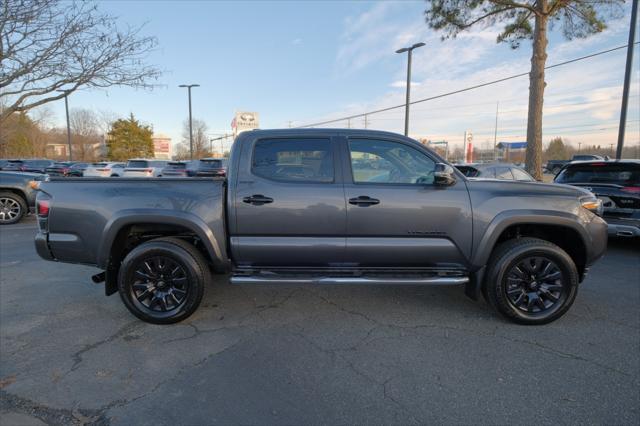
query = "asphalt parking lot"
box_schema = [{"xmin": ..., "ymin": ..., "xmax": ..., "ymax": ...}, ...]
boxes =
[{"xmin": 1, "ymin": 216, "xmax": 638, "ymax": 425}]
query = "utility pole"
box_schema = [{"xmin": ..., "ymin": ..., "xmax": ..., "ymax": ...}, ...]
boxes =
[
  {"xmin": 578, "ymin": 142, "xmax": 582, "ymax": 154},
  {"xmin": 364, "ymin": 114, "xmax": 369, "ymax": 129},
  {"xmin": 179, "ymin": 84, "xmax": 200, "ymax": 160},
  {"xmin": 56, "ymin": 89, "xmax": 72, "ymax": 160},
  {"xmin": 493, "ymin": 101, "xmax": 499, "ymax": 162},
  {"xmin": 616, "ymin": 0, "xmax": 638, "ymax": 159},
  {"xmin": 396, "ymin": 42, "xmax": 425, "ymax": 136}
]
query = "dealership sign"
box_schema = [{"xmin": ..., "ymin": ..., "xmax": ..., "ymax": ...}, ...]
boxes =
[{"xmin": 231, "ymin": 111, "xmax": 259, "ymax": 135}]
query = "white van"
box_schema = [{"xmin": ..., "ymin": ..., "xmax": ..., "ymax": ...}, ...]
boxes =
[{"xmin": 122, "ymin": 159, "xmax": 169, "ymax": 178}]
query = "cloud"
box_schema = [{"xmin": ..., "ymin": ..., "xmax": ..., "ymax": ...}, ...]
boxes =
[
  {"xmin": 318, "ymin": 2, "xmax": 639, "ymax": 148},
  {"xmin": 291, "ymin": 38, "xmax": 303, "ymax": 46},
  {"xmin": 389, "ymin": 81, "xmax": 421, "ymax": 88}
]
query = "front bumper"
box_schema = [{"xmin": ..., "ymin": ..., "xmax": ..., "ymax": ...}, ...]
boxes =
[
  {"xmin": 586, "ymin": 215, "xmax": 608, "ymax": 265},
  {"xmin": 34, "ymin": 232, "xmax": 54, "ymax": 261}
]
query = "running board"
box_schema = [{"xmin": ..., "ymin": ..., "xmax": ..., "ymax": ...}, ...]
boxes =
[{"xmin": 230, "ymin": 275, "xmax": 469, "ymax": 286}]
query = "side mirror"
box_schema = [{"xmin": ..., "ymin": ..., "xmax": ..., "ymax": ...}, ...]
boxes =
[{"xmin": 434, "ymin": 163, "xmax": 457, "ymax": 186}]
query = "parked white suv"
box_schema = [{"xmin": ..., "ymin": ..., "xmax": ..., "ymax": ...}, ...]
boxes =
[
  {"xmin": 122, "ymin": 159, "xmax": 169, "ymax": 177},
  {"xmin": 84, "ymin": 162, "xmax": 126, "ymax": 177}
]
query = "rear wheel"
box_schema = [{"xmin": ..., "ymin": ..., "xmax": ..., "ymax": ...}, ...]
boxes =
[
  {"xmin": 485, "ymin": 237, "xmax": 578, "ymax": 325},
  {"xmin": 118, "ymin": 237, "xmax": 209, "ymax": 324},
  {"xmin": 0, "ymin": 191, "xmax": 27, "ymax": 225}
]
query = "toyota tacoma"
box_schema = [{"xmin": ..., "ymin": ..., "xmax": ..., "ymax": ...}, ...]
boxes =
[{"xmin": 34, "ymin": 129, "xmax": 608, "ymax": 325}]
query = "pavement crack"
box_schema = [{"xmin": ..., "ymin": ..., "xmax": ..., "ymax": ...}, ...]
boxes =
[{"xmin": 68, "ymin": 322, "xmax": 141, "ymax": 373}]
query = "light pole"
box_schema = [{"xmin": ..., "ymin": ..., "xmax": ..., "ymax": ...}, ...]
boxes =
[
  {"xmin": 179, "ymin": 84, "xmax": 200, "ymax": 159},
  {"xmin": 56, "ymin": 89, "xmax": 73, "ymax": 160},
  {"xmin": 615, "ymin": 0, "xmax": 638, "ymax": 159},
  {"xmin": 396, "ymin": 42, "xmax": 425, "ymax": 136}
]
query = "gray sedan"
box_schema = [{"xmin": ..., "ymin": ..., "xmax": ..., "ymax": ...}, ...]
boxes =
[{"xmin": 455, "ymin": 163, "xmax": 536, "ymax": 181}]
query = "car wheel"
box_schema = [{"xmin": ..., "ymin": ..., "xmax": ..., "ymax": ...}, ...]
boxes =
[
  {"xmin": 485, "ymin": 237, "xmax": 578, "ymax": 325},
  {"xmin": 118, "ymin": 237, "xmax": 209, "ymax": 324},
  {"xmin": 0, "ymin": 191, "xmax": 27, "ymax": 225}
]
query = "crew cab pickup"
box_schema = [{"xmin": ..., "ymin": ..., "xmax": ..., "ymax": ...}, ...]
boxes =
[{"xmin": 34, "ymin": 129, "xmax": 608, "ymax": 325}]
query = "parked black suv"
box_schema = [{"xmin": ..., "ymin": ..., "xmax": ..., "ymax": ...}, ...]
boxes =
[
  {"xmin": 3, "ymin": 159, "xmax": 55, "ymax": 173},
  {"xmin": 555, "ymin": 160, "xmax": 640, "ymax": 238}
]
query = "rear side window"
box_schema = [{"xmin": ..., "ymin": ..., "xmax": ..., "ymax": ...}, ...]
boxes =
[
  {"xmin": 478, "ymin": 167, "xmax": 496, "ymax": 178},
  {"xmin": 495, "ymin": 167, "xmax": 514, "ymax": 180},
  {"xmin": 512, "ymin": 168, "xmax": 534, "ymax": 181},
  {"xmin": 252, "ymin": 138, "xmax": 334, "ymax": 183},
  {"xmin": 556, "ymin": 163, "xmax": 640, "ymax": 185},
  {"xmin": 127, "ymin": 160, "xmax": 149, "ymax": 168}
]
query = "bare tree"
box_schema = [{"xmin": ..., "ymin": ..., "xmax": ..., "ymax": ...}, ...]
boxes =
[
  {"xmin": 424, "ymin": 0, "xmax": 623, "ymax": 180},
  {"xmin": 179, "ymin": 118, "xmax": 210, "ymax": 159},
  {"xmin": 0, "ymin": 0, "xmax": 161, "ymax": 122},
  {"xmin": 69, "ymin": 108, "xmax": 101, "ymax": 161}
]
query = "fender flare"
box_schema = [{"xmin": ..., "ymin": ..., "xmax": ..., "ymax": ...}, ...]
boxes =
[
  {"xmin": 466, "ymin": 210, "xmax": 590, "ymax": 300},
  {"xmin": 96, "ymin": 209, "xmax": 227, "ymax": 271}
]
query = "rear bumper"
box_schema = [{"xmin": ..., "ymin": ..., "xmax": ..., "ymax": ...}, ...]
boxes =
[
  {"xmin": 606, "ymin": 220, "xmax": 640, "ymax": 238},
  {"xmin": 34, "ymin": 232, "xmax": 54, "ymax": 261}
]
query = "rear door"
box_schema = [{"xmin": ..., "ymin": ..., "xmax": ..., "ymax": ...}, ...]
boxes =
[
  {"xmin": 341, "ymin": 136, "xmax": 472, "ymax": 269},
  {"xmin": 231, "ymin": 135, "xmax": 346, "ymax": 267}
]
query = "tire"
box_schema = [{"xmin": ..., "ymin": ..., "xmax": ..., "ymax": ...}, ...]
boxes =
[
  {"xmin": 110, "ymin": 174, "xmax": 119, "ymax": 177},
  {"xmin": 117, "ymin": 237, "xmax": 210, "ymax": 324},
  {"xmin": 0, "ymin": 191, "xmax": 27, "ymax": 225},
  {"xmin": 484, "ymin": 237, "xmax": 579, "ymax": 325}
]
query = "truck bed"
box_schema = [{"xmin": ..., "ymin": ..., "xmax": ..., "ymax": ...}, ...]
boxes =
[{"xmin": 37, "ymin": 178, "xmax": 227, "ymax": 268}]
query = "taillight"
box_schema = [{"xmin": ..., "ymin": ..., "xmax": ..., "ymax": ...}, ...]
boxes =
[
  {"xmin": 621, "ymin": 186, "xmax": 640, "ymax": 193},
  {"xmin": 37, "ymin": 199, "xmax": 50, "ymax": 217},
  {"xmin": 96, "ymin": 168, "xmax": 107, "ymax": 171},
  {"xmin": 145, "ymin": 168, "xmax": 152, "ymax": 173},
  {"xmin": 62, "ymin": 167, "xmax": 70, "ymax": 174}
]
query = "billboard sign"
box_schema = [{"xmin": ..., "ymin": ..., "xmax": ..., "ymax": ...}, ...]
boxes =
[{"xmin": 231, "ymin": 111, "xmax": 259, "ymax": 135}]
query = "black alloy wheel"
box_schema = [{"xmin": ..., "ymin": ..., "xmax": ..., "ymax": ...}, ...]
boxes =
[
  {"xmin": 130, "ymin": 256, "xmax": 190, "ymax": 314},
  {"xmin": 485, "ymin": 237, "xmax": 579, "ymax": 325},
  {"xmin": 118, "ymin": 237, "xmax": 208, "ymax": 324},
  {"xmin": 505, "ymin": 256, "xmax": 566, "ymax": 314}
]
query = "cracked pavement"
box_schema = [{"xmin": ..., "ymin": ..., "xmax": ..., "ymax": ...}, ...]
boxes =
[{"xmin": 1, "ymin": 217, "xmax": 638, "ymax": 425}]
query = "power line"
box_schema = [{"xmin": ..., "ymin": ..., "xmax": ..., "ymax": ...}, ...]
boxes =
[{"xmin": 297, "ymin": 42, "xmax": 640, "ymax": 128}]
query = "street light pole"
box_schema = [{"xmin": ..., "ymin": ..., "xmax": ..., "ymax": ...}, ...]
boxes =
[
  {"xmin": 615, "ymin": 0, "xmax": 638, "ymax": 159},
  {"xmin": 396, "ymin": 42, "xmax": 425, "ymax": 136},
  {"xmin": 179, "ymin": 84, "xmax": 200, "ymax": 160},
  {"xmin": 56, "ymin": 89, "xmax": 72, "ymax": 160}
]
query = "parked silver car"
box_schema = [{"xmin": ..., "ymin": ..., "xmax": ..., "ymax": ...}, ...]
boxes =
[
  {"xmin": 122, "ymin": 159, "xmax": 168, "ymax": 178},
  {"xmin": 455, "ymin": 163, "xmax": 536, "ymax": 181},
  {"xmin": 84, "ymin": 162, "xmax": 126, "ymax": 178}
]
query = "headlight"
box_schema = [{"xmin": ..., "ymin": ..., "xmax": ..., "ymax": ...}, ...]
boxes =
[{"xmin": 580, "ymin": 196, "xmax": 603, "ymax": 216}]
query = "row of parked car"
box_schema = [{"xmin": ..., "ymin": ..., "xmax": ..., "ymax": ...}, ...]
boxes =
[{"xmin": 0, "ymin": 158, "xmax": 228, "ymax": 178}]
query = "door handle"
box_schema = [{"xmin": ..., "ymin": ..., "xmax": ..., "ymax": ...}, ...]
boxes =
[
  {"xmin": 242, "ymin": 194, "xmax": 274, "ymax": 205},
  {"xmin": 348, "ymin": 196, "xmax": 380, "ymax": 206}
]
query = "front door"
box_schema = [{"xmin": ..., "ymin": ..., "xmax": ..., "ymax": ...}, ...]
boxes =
[
  {"xmin": 231, "ymin": 135, "xmax": 346, "ymax": 267},
  {"xmin": 342, "ymin": 136, "xmax": 472, "ymax": 269}
]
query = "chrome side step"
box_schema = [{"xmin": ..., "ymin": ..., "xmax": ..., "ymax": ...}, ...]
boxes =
[{"xmin": 230, "ymin": 275, "xmax": 468, "ymax": 286}]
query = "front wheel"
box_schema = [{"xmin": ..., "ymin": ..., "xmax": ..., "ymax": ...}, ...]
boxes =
[
  {"xmin": 485, "ymin": 238, "xmax": 579, "ymax": 325},
  {"xmin": 118, "ymin": 237, "xmax": 209, "ymax": 324}
]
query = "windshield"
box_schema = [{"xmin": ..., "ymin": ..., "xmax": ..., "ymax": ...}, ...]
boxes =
[
  {"xmin": 556, "ymin": 163, "xmax": 639, "ymax": 186},
  {"xmin": 165, "ymin": 162, "xmax": 188, "ymax": 169}
]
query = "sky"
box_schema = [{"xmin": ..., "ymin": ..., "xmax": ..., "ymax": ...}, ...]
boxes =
[{"xmin": 41, "ymin": 0, "xmax": 640, "ymax": 155}]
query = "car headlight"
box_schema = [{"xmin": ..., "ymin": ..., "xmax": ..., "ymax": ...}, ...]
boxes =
[{"xmin": 580, "ymin": 196, "xmax": 603, "ymax": 216}]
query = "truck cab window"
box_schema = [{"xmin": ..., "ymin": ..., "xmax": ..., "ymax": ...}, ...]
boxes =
[
  {"xmin": 349, "ymin": 139, "xmax": 435, "ymax": 184},
  {"xmin": 252, "ymin": 138, "xmax": 334, "ymax": 183}
]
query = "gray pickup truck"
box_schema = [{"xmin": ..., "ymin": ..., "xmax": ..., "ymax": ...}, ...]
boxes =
[
  {"xmin": 34, "ymin": 129, "xmax": 608, "ymax": 325},
  {"xmin": 0, "ymin": 171, "xmax": 46, "ymax": 224}
]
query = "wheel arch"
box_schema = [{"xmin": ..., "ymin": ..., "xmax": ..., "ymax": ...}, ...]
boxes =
[
  {"xmin": 467, "ymin": 210, "xmax": 590, "ymax": 300},
  {"xmin": 97, "ymin": 210, "xmax": 228, "ymax": 273}
]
